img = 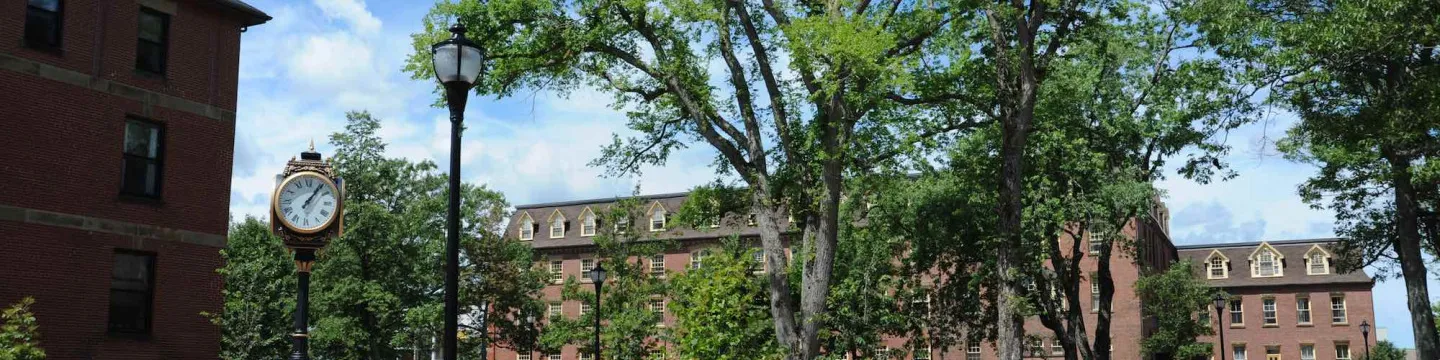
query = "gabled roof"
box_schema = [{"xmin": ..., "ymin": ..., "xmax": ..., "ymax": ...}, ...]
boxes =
[
  {"xmin": 1177, "ymin": 238, "xmax": 1372, "ymax": 288},
  {"xmin": 505, "ymin": 192, "xmax": 794, "ymax": 249}
]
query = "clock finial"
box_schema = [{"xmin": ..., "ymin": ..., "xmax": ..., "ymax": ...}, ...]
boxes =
[{"xmin": 309, "ymin": 138, "xmax": 315, "ymax": 152}]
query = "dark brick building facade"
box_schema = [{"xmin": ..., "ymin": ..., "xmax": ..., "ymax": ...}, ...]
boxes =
[
  {"xmin": 0, "ymin": 1, "xmax": 267, "ymax": 358},
  {"xmin": 497, "ymin": 192, "xmax": 1375, "ymax": 360}
]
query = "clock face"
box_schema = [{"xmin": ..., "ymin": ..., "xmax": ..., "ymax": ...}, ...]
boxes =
[{"xmin": 274, "ymin": 172, "xmax": 340, "ymax": 233}]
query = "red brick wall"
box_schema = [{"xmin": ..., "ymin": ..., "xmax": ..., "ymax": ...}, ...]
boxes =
[
  {"xmin": 0, "ymin": 221, "xmax": 224, "ymax": 360},
  {"xmin": 1201, "ymin": 283, "xmax": 1375, "ymax": 360}
]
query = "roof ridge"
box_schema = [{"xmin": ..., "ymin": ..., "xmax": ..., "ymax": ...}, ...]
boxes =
[
  {"xmin": 1175, "ymin": 237, "xmax": 1342, "ymax": 250},
  {"xmin": 514, "ymin": 191, "xmax": 691, "ymax": 210}
]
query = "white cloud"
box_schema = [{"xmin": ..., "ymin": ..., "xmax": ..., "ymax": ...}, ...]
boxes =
[{"xmin": 313, "ymin": 0, "xmax": 382, "ymax": 34}]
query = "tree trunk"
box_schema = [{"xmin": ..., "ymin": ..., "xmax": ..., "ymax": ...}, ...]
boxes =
[
  {"xmin": 1388, "ymin": 155, "xmax": 1440, "ymax": 360},
  {"xmin": 996, "ymin": 105, "xmax": 1033, "ymax": 360},
  {"xmin": 753, "ymin": 188, "xmax": 803, "ymax": 359},
  {"xmin": 799, "ymin": 158, "xmax": 844, "ymax": 358}
]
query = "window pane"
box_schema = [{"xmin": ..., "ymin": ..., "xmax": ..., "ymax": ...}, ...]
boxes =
[
  {"xmin": 136, "ymin": 41, "xmax": 165, "ymax": 73},
  {"xmin": 25, "ymin": 9, "xmax": 61, "ymax": 49},
  {"xmin": 107, "ymin": 290, "xmax": 149, "ymax": 331},
  {"xmin": 138, "ymin": 9, "xmax": 166, "ymax": 42},
  {"xmin": 108, "ymin": 252, "xmax": 152, "ymax": 333},
  {"xmin": 29, "ymin": 0, "xmax": 60, "ymax": 11},
  {"xmin": 124, "ymin": 121, "xmax": 158, "ymax": 157}
]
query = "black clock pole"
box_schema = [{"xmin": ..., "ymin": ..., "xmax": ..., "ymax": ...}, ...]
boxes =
[{"xmin": 290, "ymin": 248, "xmax": 316, "ymax": 360}]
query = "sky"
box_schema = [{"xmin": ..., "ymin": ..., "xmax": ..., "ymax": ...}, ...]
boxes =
[{"xmin": 230, "ymin": 0, "xmax": 1438, "ymax": 348}]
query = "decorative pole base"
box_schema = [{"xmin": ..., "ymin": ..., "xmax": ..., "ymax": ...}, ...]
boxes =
[{"xmin": 290, "ymin": 249, "xmax": 316, "ymax": 360}]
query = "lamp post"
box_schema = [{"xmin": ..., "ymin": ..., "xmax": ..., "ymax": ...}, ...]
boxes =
[
  {"xmin": 589, "ymin": 264, "xmax": 608, "ymax": 360},
  {"xmin": 430, "ymin": 23, "xmax": 484, "ymax": 360},
  {"xmin": 1360, "ymin": 320, "xmax": 1371, "ymax": 358},
  {"xmin": 1214, "ymin": 293, "xmax": 1228, "ymax": 360}
]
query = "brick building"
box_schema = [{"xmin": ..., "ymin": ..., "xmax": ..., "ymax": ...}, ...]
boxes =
[
  {"xmin": 0, "ymin": 1, "xmax": 267, "ymax": 358},
  {"xmin": 495, "ymin": 192, "xmax": 1374, "ymax": 360},
  {"xmin": 1180, "ymin": 240, "xmax": 1376, "ymax": 360}
]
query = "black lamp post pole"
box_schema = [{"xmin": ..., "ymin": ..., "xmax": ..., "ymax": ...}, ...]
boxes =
[
  {"xmin": 442, "ymin": 79, "xmax": 468, "ymax": 360},
  {"xmin": 1215, "ymin": 294, "xmax": 1227, "ymax": 360},
  {"xmin": 594, "ymin": 281, "xmax": 602, "ymax": 360},
  {"xmin": 290, "ymin": 248, "xmax": 317, "ymax": 360}
]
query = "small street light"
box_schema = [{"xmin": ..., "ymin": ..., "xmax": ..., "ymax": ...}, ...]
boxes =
[
  {"xmin": 1213, "ymin": 293, "xmax": 1228, "ymax": 360},
  {"xmin": 589, "ymin": 264, "xmax": 608, "ymax": 360},
  {"xmin": 430, "ymin": 22, "xmax": 484, "ymax": 360},
  {"xmin": 1360, "ymin": 320, "xmax": 1371, "ymax": 358}
]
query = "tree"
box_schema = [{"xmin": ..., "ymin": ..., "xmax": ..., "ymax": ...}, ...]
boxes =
[
  {"xmin": 1362, "ymin": 341, "xmax": 1409, "ymax": 360},
  {"xmin": 1193, "ymin": 0, "xmax": 1440, "ymax": 356},
  {"xmin": 407, "ymin": 0, "xmax": 982, "ymax": 357},
  {"xmin": 207, "ymin": 218, "xmax": 294, "ymax": 360},
  {"xmin": 1133, "ymin": 260, "xmax": 1217, "ymax": 360},
  {"xmin": 667, "ymin": 238, "xmax": 782, "ymax": 360},
  {"xmin": 0, "ymin": 297, "xmax": 45, "ymax": 360}
]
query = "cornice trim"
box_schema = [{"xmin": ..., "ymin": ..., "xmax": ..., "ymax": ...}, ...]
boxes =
[
  {"xmin": 0, "ymin": 52, "xmax": 236, "ymax": 122},
  {"xmin": 0, "ymin": 203, "xmax": 226, "ymax": 248}
]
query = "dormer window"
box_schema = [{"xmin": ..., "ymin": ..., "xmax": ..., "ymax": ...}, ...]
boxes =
[
  {"xmin": 1205, "ymin": 250, "xmax": 1229, "ymax": 279},
  {"xmin": 518, "ymin": 213, "xmax": 534, "ymax": 240},
  {"xmin": 580, "ymin": 208, "xmax": 597, "ymax": 237},
  {"xmin": 1249, "ymin": 242, "xmax": 1284, "ymax": 277},
  {"xmin": 1305, "ymin": 245, "xmax": 1331, "ymax": 275},
  {"xmin": 647, "ymin": 201, "xmax": 667, "ymax": 232},
  {"xmin": 548, "ymin": 210, "xmax": 567, "ymax": 239},
  {"xmin": 615, "ymin": 216, "xmax": 631, "ymax": 233}
]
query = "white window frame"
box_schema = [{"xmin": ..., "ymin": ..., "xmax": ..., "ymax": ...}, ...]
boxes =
[
  {"xmin": 1262, "ymin": 298, "xmax": 1277, "ymax": 326},
  {"xmin": 580, "ymin": 207, "xmax": 597, "ymax": 236},
  {"xmin": 1229, "ymin": 298, "xmax": 1244, "ymax": 326},
  {"xmin": 649, "ymin": 255, "xmax": 665, "ymax": 277},
  {"xmin": 1305, "ymin": 245, "xmax": 1331, "ymax": 275},
  {"xmin": 1330, "ymin": 295, "xmax": 1347, "ymax": 324},
  {"xmin": 549, "ymin": 210, "xmax": 566, "ymax": 239},
  {"xmin": 915, "ymin": 346, "xmax": 933, "ymax": 360},
  {"xmin": 518, "ymin": 355, "xmax": 532, "ymax": 360},
  {"xmin": 580, "ymin": 353, "xmax": 595, "ymax": 360},
  {"xmin": 549, "ymin": 261, "xmax": 563, "ymax": 284},
  {"xmin": 581, "ymin": 258, "xmax": 595, "ymax": 282},
  {"xmin": 547, "ymin": 302, "xmax": 562, "ymax": 318},
  {"xmin": 1335, "ymin": 343, "xmax": 1351, "ymax": 360},
  {"xmin": 648, "ymin": 202, "xmax": 667, "ymax": 232},
  {"xmin": 1234, "ymin": 344, "xmax": 1248, "ymax": 360},
  {"xmin": 966, "ymin": 342, "xmax": 981, "ymax": 360},
  {"xmin": 1249, "ymin": 242, "xmax": 1285, "ymax": 278},
  {"xmin": 1091, "ymin": 281, "xmax": 1101, "ymax": 312},
  {"xmin": 1299, "ymin": 344, "xmax": 1314, "ymax": 360},
  {"xmin": 1206, "ymin": 250, "xmax": 1230, "ymax": 279},
  {"xmin": 581, "ymin": 302, "xmax": 592, "ymax": 316},
  {"xmin": 690, "ymin": 248, "xmax": 711, "ymax": 269},
  {"xmin": 615, "ymin": 216, "xmax": 630, "ymax": 233},
  {"xmin": 1089, "ymin": 232, "xmax": 1107, "ymax": 255},
  {"xmin": 547, "ymin": 354, "xmax": 562, "ymax": 360},
  {"xmin": 518, "ymin": 213, "xmax": 534, "ymax": 240},
  {"xmin": 1297, "ymin": 296, "xmax": 1312, "ymax": 324}
]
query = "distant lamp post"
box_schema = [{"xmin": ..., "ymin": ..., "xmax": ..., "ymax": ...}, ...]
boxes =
[
  {"xmin": 1213, "ymin": 293, "xmax": 1228, "ymax": 360},
  {"xmin": 1360, "ymin": 320, "xmax": 1371, "ymax": 357},
  {"xmin": 589, "ymin": 264, "xmax": 608, "ymax": 360},
  {"xmin": 429, "ymin": 22, "xmax": 484, "ymax": 360}
]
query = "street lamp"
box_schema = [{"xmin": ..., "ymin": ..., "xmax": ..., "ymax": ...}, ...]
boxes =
[
  {"xmin": 430, "ymin": 22, "xmax": 484, "ymax": 360},
  {"xmin": 1214, "ymin": 293, "xmax": 1228, "ymax": 360},
  {"xmin": 1360, "ymin": 320, "xmax": 1371, "ymax": 358},
  {"xmin": 589, "ymin": 264, "xmax": 608, "ymax": 360}
]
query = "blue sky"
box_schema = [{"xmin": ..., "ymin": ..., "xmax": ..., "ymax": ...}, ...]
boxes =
[{"xmin": 230, "ymin": 0, "xmax": 1438, "ymax": 348}]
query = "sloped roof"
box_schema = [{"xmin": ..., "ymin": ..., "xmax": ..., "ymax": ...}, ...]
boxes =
[
  {"xmin": 1177, "ymin": 238, "xmax": 1373, "ymax": 288},
  {"xmin": 507, "ymin": 192, "xmax": 792, "ymax": 249}
]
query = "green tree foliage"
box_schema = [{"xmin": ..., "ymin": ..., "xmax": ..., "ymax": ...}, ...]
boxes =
[
  {"xmin": 1194, "ymin": 0, "xmax": 1440, "ymax": 356},
  {"xmin": 208, "ymin": 218, "xmax": 294, "ymax": 360},
  {"xmin": 407, "ymin": 0, "xmax": 982, "ymax": 356},
  {"xmin": 667, "ymin": 238, "xmax": 781, "ymax": 360},
  {"xmin": 1363, "ymin": 341, "xmax": 1409, "ymax": 360},
  {"xmin": 0, "ymin": 297, "xmax": 44, "ymax": 360},
  {"xmin": 1133, "ymin": 260, "xmax": 1217, "ymax": 360}
]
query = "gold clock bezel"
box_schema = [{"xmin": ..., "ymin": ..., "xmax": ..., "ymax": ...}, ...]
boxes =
[{"xmin": 272, "ymin": 171, "xmax": 341, "ymax": 234}]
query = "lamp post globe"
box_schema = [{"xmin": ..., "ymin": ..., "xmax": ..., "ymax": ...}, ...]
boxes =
[
  {"xmin": 1360, "ymin": 320, "xmax": 1371, "ymax": 357},
  {"xmin": 590, "ymin": 264, "xmax": 607, "ymax": 359},
  {"xmin": 1213, "ymin": 293, "xmax": 1228, "ymax": 360},
  {"xmin": 429, "ymin": 22, "xmax": 484, "ymax": 360}
]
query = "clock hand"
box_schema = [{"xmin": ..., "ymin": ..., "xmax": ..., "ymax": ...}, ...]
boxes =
[{"xmin": 302, "ymin": 183, "xmax": 324, "ymax": 210}]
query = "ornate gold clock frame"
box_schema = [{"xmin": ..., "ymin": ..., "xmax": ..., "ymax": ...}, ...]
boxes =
[{"xmin": 269, "ymin": 143, "xmax": 344, "ymax": 360}]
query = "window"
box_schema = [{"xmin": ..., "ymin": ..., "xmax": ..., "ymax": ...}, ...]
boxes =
[
  {"xmin": 1091, "ymin": 281, "xmax": 1101, "ymax": 312},
  {"xmin": 1299, "ymin": 345, "xmax": 1315, "ymax": 360},
  {"xmin": 690, "ymin": 249, "xmax": 711, "ymax": 269},
  {"xmin": 581, "ymin": 259, "xmax": 595, "ymax": 282},
  {"xmin": 1265, "ymin": 346, "xmax": 1281, "ymax": 360},
  {"xmin": 1229, "ymin": 298, "xmax": 1244, "ymax": 325},
  {"xmin": 581, "ymin": 302, "xmax": 592, "ymax": 316},
  {"xmin": 747, "ymin": 213, "xmax": 757, "ymax": 226},
  {"xmin": 549, "ymin": 214, "xmax": 565, "ymax": 238},
  {"xmin": 518, "ymin": 355, "xmax": 532, "ymax": 360},
  {"xmin": 108, "ymin": 251, "xmax": 154, "ymax": 333},
  {"xmin": 649, "ymin": 299, "xmax": 665, "ymax": 325},
  {"xmin": 580, "ymin": 353, "xmax": 594, "ymax": 360},
  {"xmin": 1089, "ymin": 233, "xmax": 1107, "ymax": 254},
  {"xmin": 549, "ymin": 261, "xmax": 563, "ymax": 284},
  {"xmin": 1297, "ymin": 297, "xmax": 1312, "ymax": 324},
  {"xmin": 519, "ymin": 214, "xmax": 534, "ymax": 240},
  {"xmin": 547, "ymin": 354, "xmax": 562, "ymax": 360},
  {"xmin": 1305, "ymin": 245, "xmax": 1331, "ymax": 275},
  {"xmin": 966, "ymin": 342, "xmax": 981, "ymax": 360},
  {"xmin": 1256, "ymin": 249, "xmax": 1280, "ymax": 277},
  {"xmin": 751, "ymin": 250, "xmax": 765, "ymax": 274},
  {"xmin": 1051, "ymin": 340, "xmax": 1063, "ymax": 355},
  {"xmin": 1234, "ymin": 345, "xmax": 1247, "ymax": 360},
  {"xmin": 1209, "ymin": 257, "xmax": 1227, "ymax": 279},
  {"xmin": 1262, "ymin": 298, "xmax": 1277, "ymax": 325},
  {"xmin": 1330, "ymin": 295, "xmax": 1347, "ymax": 323},
  {"xmin": 1335, "ymin": 344, "xmax": 1350, "ymax": 360},
  {"xmin": 581, "ymin": 210, "xmax": 597, "ymax": 236},
  {"xmin": 915, "ymin": 346, "xmax": 932, "ymax": 360},
  {"xmin": 121, "ymin": 118, "xmax": 164, "ymax": 198},
  {"xmin": 615, "ymin": 216, "xmax": 631, "ymax": 233},
  {"xmin": 25, "ymin": 0, "xmax": 62, "ymax": 50},
  {"xmin": 1027, "ymin": 338, "xmax": 1044, "ymax": 356},
  {"xmin": 1199, "ymin": 305, "xmax": 1211, "ymax": 324},
  {"xmin": 649, "ymin": 255, "xmax": 665, "ymax": 277},
  {"xmin": 135, "ymin": 7, "xmax": 169, "ymax": 75},
  {"xmin": 650, "ymin": 208, "xmax": 666, "ymax": 231},
  {"xmin": 547, "ymin": 302, "xmax": 562, "ymax": 318},
  {"xmin": 874, "ymin": 346, "xmax": 892, "ymax": 359}
]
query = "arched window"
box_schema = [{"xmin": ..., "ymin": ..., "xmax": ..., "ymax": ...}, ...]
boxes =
[
  {"xmin": 580, "ymin": 208, "xmax": 597, "ymax": 236},
  {"xmin": 518, "ymin": 213, "xmax": 534, "ymax": 240},
  {"xmin": 648, "ymin": 202, "xmax": 667, "ymax": 232},
  {"xmin": 548, "ymin": 210, "xmax": 567, "ymax": 239}
]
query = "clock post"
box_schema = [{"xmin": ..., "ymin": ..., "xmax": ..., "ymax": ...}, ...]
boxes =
[{"xmin": 270, "ymin": 143, "xmax": 344, "ymax": 360}]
